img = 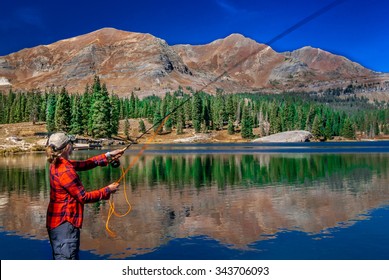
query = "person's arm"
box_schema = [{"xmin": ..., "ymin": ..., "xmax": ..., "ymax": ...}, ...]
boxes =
[
  {"xmin": 71, "ymin": 150, "xmax": 125, "ymax": 171},
  {"xmin": 60, "ymin": 168, "xmax": 118, "ymax": 203},
  {"xmin": 70, "ymin": 154, "xmax": 108, "ymax": 171}
]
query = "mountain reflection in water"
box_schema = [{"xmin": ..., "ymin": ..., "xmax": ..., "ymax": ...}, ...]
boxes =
[{"xmin": 0, "ymin": 143, "xmax": 389, "ymax": 259}]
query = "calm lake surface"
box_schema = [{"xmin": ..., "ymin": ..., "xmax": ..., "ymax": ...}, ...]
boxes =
[{"xmin": 1, "ymin": 142, "xmax": 389, "ymax": 260}]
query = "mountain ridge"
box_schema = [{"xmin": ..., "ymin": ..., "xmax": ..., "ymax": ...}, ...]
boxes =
[{"xmin": 0, "ymin": 27, "xmax": 388, "ymax": 98}]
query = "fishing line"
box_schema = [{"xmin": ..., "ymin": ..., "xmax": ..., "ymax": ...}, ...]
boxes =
[
  {"xmin": 104, "ymin": 0, "xmax": 347, "ymax": 236},
  {"xmin": 106, "ymin": 117, "xmax": 168, "ymax": 236},
  {"xmin": 105, "ymin": 167, "xmax": 132, "ymax": 237}
]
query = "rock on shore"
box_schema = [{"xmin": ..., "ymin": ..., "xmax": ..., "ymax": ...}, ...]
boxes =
[
  {"xmin": 173, "ymin": 133, "xmax": 213, "ymax": 143},
  {"xmin": 252, "ymin": 130, "xmax": 313, "ymax": 143}
]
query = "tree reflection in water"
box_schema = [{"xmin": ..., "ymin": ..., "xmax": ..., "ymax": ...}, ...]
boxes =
[{"xmin": 0, "ymin": 150, "xmax": 388, "ymax": 259}]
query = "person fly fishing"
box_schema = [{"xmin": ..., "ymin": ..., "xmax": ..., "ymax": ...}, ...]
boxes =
[
  {"xmin": 41, "ymin": 0, "xmax": 346, "ymax": 260},
  {"xmin": 45, "ymin": 132, "xmax": 124, "ymax": 260}
]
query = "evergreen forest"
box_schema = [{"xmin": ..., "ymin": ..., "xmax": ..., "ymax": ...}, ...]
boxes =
[{"xmin": 0, "ymin": 76, "xmax": 388, "ymax": 140}]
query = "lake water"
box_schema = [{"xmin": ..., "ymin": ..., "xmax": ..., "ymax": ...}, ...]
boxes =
[{"xmin": 1, "ymin": 142, "xmax": 389, "ymax": 260}]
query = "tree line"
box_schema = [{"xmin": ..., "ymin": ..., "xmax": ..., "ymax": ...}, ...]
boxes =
[{"xmin": 0, "ymin": 76, "xmax": 388, "ymax": 140}]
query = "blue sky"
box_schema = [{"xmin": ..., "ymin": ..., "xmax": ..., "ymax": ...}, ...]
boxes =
[{"xmin": 1, "ymin": 0, "xmax": 388, "ymax": 72}]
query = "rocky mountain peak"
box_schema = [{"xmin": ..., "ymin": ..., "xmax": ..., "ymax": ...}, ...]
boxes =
[
  {"xmin": 286, "ymin": 46, "xmax": 371, "ymax": 74},
  {"xmin": 0, "ymin": 28, "xmax": 387, "ymax": 97}
]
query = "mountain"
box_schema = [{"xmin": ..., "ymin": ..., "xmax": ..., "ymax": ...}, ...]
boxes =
[
  {"xmin": 173, "ymin": 33, "xmax": 285, "ymax": 90},
  {"xmin": 0, "ymin": 28, "xmax": 388, "ymax": 97},
  {"xmin": 0, "ymin": 28, "xmax": 197, "ymax": 96}
]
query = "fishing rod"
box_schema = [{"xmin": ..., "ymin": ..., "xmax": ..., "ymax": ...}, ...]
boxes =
[
  {"xmin": 105, "ymin": 0, "xmax": 348, "ymax": 236},
  {"xmin": 109, "ymin": 0, "xmax": 346, "ymax": 168}
]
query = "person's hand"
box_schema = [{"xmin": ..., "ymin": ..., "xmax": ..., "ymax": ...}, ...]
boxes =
[
  {"xmin": 109, "ymin": 149, "xmax": 124, "ymax": 160},
  {"xmin": 107, "ymin": 182, "xmax": 119, "ymax": 194}
]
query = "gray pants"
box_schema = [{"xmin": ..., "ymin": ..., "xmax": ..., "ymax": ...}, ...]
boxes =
[{"xmin": 48, "ymin": 222, "xmax": 80, "ymax": 260}]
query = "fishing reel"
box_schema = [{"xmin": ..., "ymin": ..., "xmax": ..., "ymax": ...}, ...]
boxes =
[
  {"xmin": 110, "ymin": 159, "xmax": 121, "ymax": 168},
  {"xmin": 106, "ymin": 151, "xmax": 122, "ymax": 168}
]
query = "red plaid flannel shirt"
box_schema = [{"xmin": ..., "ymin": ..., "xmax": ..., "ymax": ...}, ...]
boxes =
[{"xmin": 46, "ymin": 154, "xmax": 111, "ymax": 230}]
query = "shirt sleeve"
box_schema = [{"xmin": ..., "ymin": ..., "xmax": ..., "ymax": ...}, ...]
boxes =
[
  {"xmin": 60, "ymin": 166, "xmax": 111, "ymax": 203},
  {"xmin": 70, "ymin": 154, "xmax": 109, "ymax": 171}
]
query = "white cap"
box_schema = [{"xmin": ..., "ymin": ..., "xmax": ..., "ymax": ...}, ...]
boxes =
[{"xmin": 47, "ymin": 132, "xmax": 72, "ymax": 151}]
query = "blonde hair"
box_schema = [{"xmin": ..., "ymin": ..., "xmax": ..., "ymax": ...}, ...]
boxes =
[{"xmin": 46, "ymin": 145, "xmax": 65, "ymax": 164}]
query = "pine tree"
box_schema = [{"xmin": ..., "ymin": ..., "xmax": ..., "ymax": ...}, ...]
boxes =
[
  {"xmin": 342, "ymin": 118, "xmax": 356, "ymax": 139},
  {"xmin": 311, "ymin": 115, "xmax": 323, "ymax": 138},
  {"xmin": 269, "ymin": 101, "xmax": 282, "ymax": 134},
  {"xmin": 134, "ymin": 95, "xmax": 140, "ymax": 118},
  {"xmin": 176, "ymin": 103, "xmax": 185, "ymax": 135},
  {"xmin": 110, "ymin": 94, "xmax": 120, "ymax": 136},
  {"xmin": 25, "ymin": 92, "xmax": 35, "ymax": 123},
  {"xmin": 153, "ymin": 103, "xmax": 162, "ymax": 133},
  {"xmin": 184, "ymin": 95, "xmax": 192, "ymax": 123},
  {"xmin": 122, "ymin": 97, "xmax": 129, "ymax": 119},
  {"xmin": 124, "ymin": 117, "xmax": 130, "ymax": 139},
  {"xmin": 241, "ymin": 105, "xmax": 254, "ymax": 139},
  {"xmin": 31, "ymin": 92, "xmax": 42, "ymax": 124},
  {"xmin": 139, "ymin": 119, "xmax": 146, "ymax": 133},
  {"xmin": 90, "ymin": 78, "xmax": 112, "ymax": 138},
  {"xmin": 5, "ymin": 89, "xmax": 16, "ymax": 123},
  {"xmin": 213, "ymin": 92, "xmax": 226, "ymax": 130},
  {"xmin": 333, "ymin": 112, "xmax": 341, "ymax": 136},
  {"xmin": 146, "ymin": 98, "xmax": 158, "ymax": 123},
  {"xmin": 0, "ymin": 92, "xmax": 5, "ymax": 124},
  {"xmin": 88, "ymin": 77, "xmax": 100, "ymax": 136},
  {"xmin": 16, "ymin": 93, "xmax": 25, "ymax": 122},
  {"xmin": 24, "ymin": 92, "xmax": 33, "ymax": 122},
  {"xmin": 227, "ymin": 116, "xmax": 235, "ymax": 135},
  {"xmin": 70, "ymin": 95, "xmax": 84, "ymax": 135},
  {"xmin": 202, "ymin": 97, "xmax": 211, "ymax": 132},
  {"xmin": 46, "ymin": 92, "xmax": 57, "ymax": 132},
  {"xmin": 294, "ymin": 106, "xmax": 305, "ymax": 130},
  {"xmin": 324, "ymin": 115, "xmax": 333, "ymax": 140},
  {"xmin": 282, "ymin": 101, "xmax": 295, "ymax": 131},
  {"xmin": 9, "ymin": 94, "xmax": 21, "ymax": 123},
  {"xmin": 54, "ymin": 87, "xmax": 71, "ymax": 132},
  {"xmin": 163, "ymin": 93, "xmax": 174, "ymax": 132},
  {"xmin": 160, "ymin": 93, "xmax": 169, "ymax": 119},
  {"xmin": 253, "ymin": 106, "xmax": 259, "ymax": 128},
  {"xmin": 226, "ymin": 94, "xmax": 235, "ymax": 121},
  {"xmin": 130, "ymin": 92, "xmax": 136, "ymax": 118},
  {"xmin": 39, "ymin": 92, "xmax": 48, "ymax": 122},
  {"xmin": 169, "ymin": 94, "xmax": 179, "ymax": 127},
  {"xmin": 192, "ymin": 92, "xmax": 202, "ymax": 133},
  {"xmin": 374, "ymin": 121, "xmax": 380, "ymax": 136}
]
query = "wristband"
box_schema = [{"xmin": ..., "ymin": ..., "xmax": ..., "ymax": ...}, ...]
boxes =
[{"xmin": 105, "ymin": 152, "xmax": 112, "ymax": 162}]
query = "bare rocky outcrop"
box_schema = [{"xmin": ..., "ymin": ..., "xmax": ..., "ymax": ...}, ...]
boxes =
[
  {"xmin": 284, "ymin": 47, "xmax": 372, "ymax": 77},
  {"xmin": 173, "ymin": 133, "xmax": 213, "ymax": 143},
  {"xmin": 252, "ymin": 130, "xmax": 313, "ymax": 143}
]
